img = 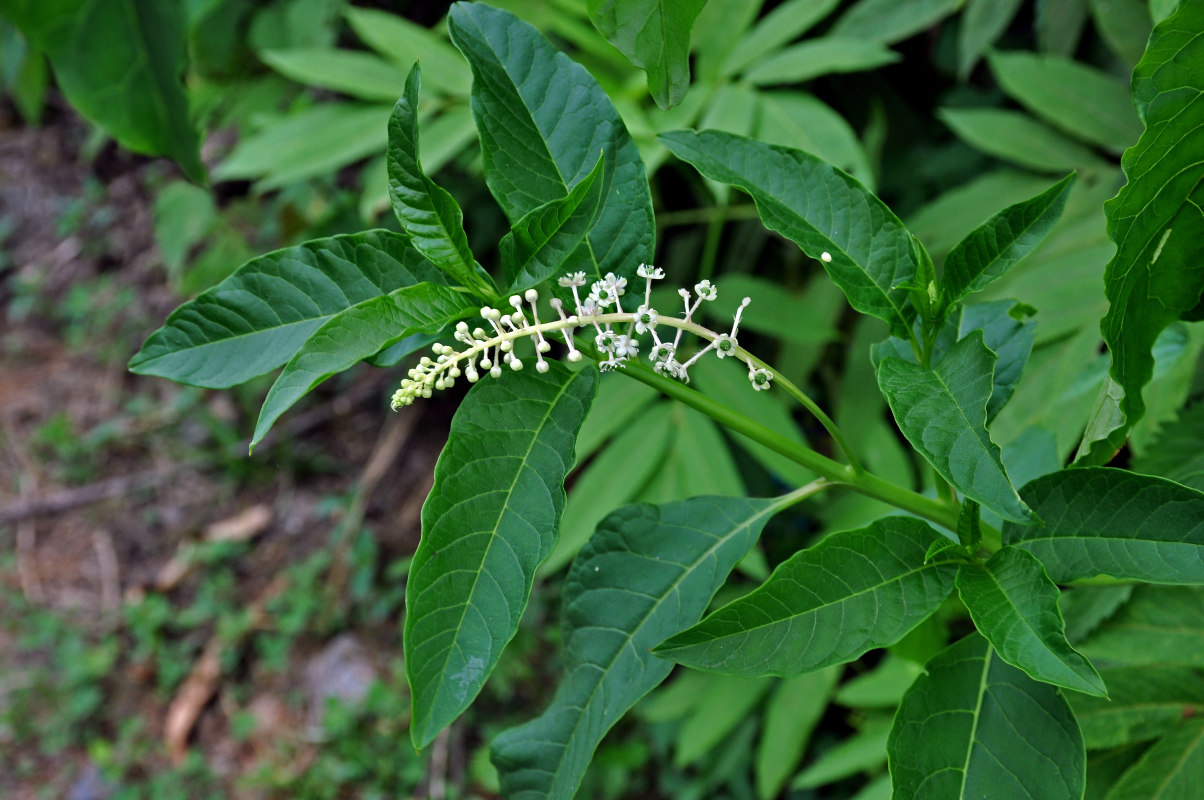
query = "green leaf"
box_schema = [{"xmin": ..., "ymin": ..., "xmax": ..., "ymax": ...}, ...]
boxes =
[
  {"xmin": 941, "ymin": 173, "xmax": 1076, "ymax": 307},
  {"xmin": 389, "ymin": 65, "xmax": 493, "ymax": 297},
  {"xmin": 250, "ymin": 283, "xmax": 479, "ymax": 448},
  {"xmin": 491, "ymin": 494, "xmax": 786, "ymax": 799},
  {"xmin": 343, "ymin": 6, "xmax": 471, "ymax": 97},
  {"xmin": 754, "ymin": 90, "xmax": 874, "ymax": 187},
  {"xmin": 888, "ymin": 632, "xmax": 1086, "ymax": 799},
  {"xmin": 988, "ymin": 51, "xmax": 1144, "ymax": 154},
  {"xmin": 0, "ymin": 0, "xmax": 203, "ymax": 181},
  {"xmin": 1037, "ymin": 0, "xmax": 1089, "ymax": 57},
  {"xmin": 1088, "ymin": 0, "xmax": 1154, "ymax": 67},
  {"xmin": 586, "ymin": 0, "xmax": 706, "ymax": 109},
  {"xmin": 939, "ymin": 108, "xmax": 1110, "ymax": 173},
  {"xmin": 1003, "ymin": 467, "xmax": 1204, "ymax": 584},
  {"xmin": 721, "ymin": 0, "xmax": 841, "ymax": 77},
  {"xmin": 258, "ymin": 48, "xmax": 409, "ymax": 102},
  {"xmin": 448, "ymin": 2, "xmax": 655, "ymax": 285},
  {"xmin": 1070, "ymin": 665, "xmax": 1204, "ymax": 749},
  {"xmin": 405, "ymin": 363, "xmax": 598, "ymax": 748},
  {"xmin": 1133, "ymin": 402, "xmax": 1204, "ymax": 491},
  {"xmin": 660, "ymin": 129, "xmax": 917, "ymax": 336},
  {"xmin": 958, "ymin": 0, "xmax": 1026, "ymax": 78},
  {"xmin": 958, "ymin": 301, "xmax": 1037, "ymax": 423},
  {"xmin": 673, "ymin": 674, "xmax": 774, "ymax": 766},
  {"xmin": 830, "ymin": 0, "xmax": 962, "ymax": 44},
  {"xmin": 1101, "ymin": 0, "xmax": 1204, "ymax": 443},
  {"xmin": 129, "ymin": 231, "xmax": 443, "ymax": 388},
  {"xmin": 743, "ymin": 37, "xmax": 900, "ymax": 86},
  {"xmin": 1061, "ymin": 584, "xmax": 1134, "ymax": 644},
  {"xmin": 1077, "ymin": 586, "xmax": 1204, "ymax": 667},
  {"xmin": 835, "ymin": 655, "xmax": 924, "ymax": 708},
  {"xmin": 877, "ymin": 333, "xmax": 1036, "ymax": 524},
  {"xmin": 1105, "ymin": 717, "xmax": 1204, "ymax": 799},
  {"xmin": 956, "ymin": 547, "xmax": 1106, "ymax": 696},
  {"xmin": 499, "ymin": 153, "xmax": 604, "ymax": 293},
  {"xmin": 792, "ymin": 722, "xmax": 890, "ymax": 789},
  {"xmin": 756, "ymin": 668, "xmax": 840, "ymax": 800},
  {"xmin": 653, "ymin": 517, "xmax": 959, "ymax": 677}
]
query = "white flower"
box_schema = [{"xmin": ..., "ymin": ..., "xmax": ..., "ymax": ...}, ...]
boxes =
[
  {"xmin": 695, "ymin": 280, "xmax": 717, "ymax": 301},
  {"xmin": 749, "ymin": 367, "xmax": 773, "ymax": 391},
  {"xmin": 603, "ymin": 272, "xmax": 628, "ymax": 296},
  {"xmin": 595, "ymin": 331, "xmax": 616, "ymax": 351},
  {"xmin": 579, "ymin": 296, "xmax": 600, "ymax": 316},
  {"xmin": 634, "ymin": 304, "xmax": 658, "ymax": 333},
  {"xmin": 651, "ymin": 342, "xmax": 675, "ymax": 363},
  {"xmin": 613, "ymin": 334, "xmax": 640, "ymax": 358},
  {"xmin": 559, "ymin": 271, "xmax": 588, "ymax": 287},
  {"xmin": 714, "ymin": 333, "xmax": 738, "ymax": 358},
  {"xmin": 637, "ymin": 263, "xmax": 665, "ymax": 280}
]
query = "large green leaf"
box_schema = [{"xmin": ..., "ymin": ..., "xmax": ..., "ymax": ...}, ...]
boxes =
[
  {"xmin": 129, "ymin": 231, "xmax": 443, "ymax": 388},
  {"xmin": 1070, "ymin": 665, "xmax": 1204, "ymax": 749},
  {"xmin": 1077, "ymin": 586, "xmax": 1204, "ymax": 667},
  {"xmin": 405, "ymin": 363, "xmax": 598, "ymax": 748},
  {"xmin": 491, "ymin": 494, "xmax": 785, "ymax": 799},
  {"xmin": 1101, "ymin": 0, "xmax": 1204, "ymax": 443},
  {"xmin": 877, "ymin": 333, "xmax": 1036, "ymax": 524},
  {"xmin": 652, "ymin": 517, "xmax": 959, "ymax": 676},
  {"xmin": 1003, "ymin": 467, "xmax": 1204, "ymax": 584},
  {"xmin": 939, "ymin": 108, "xmax": 1110, "ymax": 173},
  {"xmin": 0, "ymin": 0, "xmax": 203, "ymax": 181},
  {"xmin": 941, "ymin": 174, "xmax": 1075, "ymax": 308},
  {"xmin": 888, "ymin": 632, "xmax": 1086, "ymax": 799},
  {"xmin": 956, "ymin": 547, "xmax": 1106, "ymax": 696},
  {"xmin": 250, "ymin": 283, "xmax": 479, "ymax": 448},
  {"xmin": 586, "ymin": 0, "xmax": 706, "ymax": 109},
  {"xmin": 389, "ymin": 64, "xmax": 494, "ymax": 297},
  {"xmin": 1105, "ymin": 717, "xmax": 1204, "ymax": 799},
  {"xmin": 988, "ymin": 51, "xmax": 1144, "ymax": 153},
  {"xmin": 660, "ymin": 129, "xmax": 917, "ymax": 336},
  {"xmin": 754, "ymin": 91, "xmax": 874, "ymax": 187},
  {"xmin": 448, "ymin": 3, "xmax": 654, "ymax": 285},
  {"xmin": 499, "ymin": 153, "xmax": 604, "ymax": 293}
]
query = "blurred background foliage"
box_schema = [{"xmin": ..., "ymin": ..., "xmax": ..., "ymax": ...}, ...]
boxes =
[{"xmin": 1, "ymin": 0, "xmax": 1200, "ymax": 798}]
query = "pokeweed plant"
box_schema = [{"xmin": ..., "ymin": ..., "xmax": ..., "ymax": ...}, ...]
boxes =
[{"xmin": 129, "ymin": 2, "xmax": 1204, "ymax": 798}]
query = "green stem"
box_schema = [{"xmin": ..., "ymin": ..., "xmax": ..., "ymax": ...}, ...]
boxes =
[
  {"xmin": 656, "ymin": 204, "xmax": 760, "ymax": 229},
  {"xmin": 697, "ymin": 201, "xmax": 727, "ymax": 282},
  {"xmin": 622, "ymin": 362, "xmax": 960, "ymax": 532}
]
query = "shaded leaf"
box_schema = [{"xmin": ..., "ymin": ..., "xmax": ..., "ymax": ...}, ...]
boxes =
[
  {"xmin": 754, "ymin": 90, "xmax": 874, "ymax": 187},
  {"xmin": 344, "ymin": 6, "xmax": 470, "ymax": 96},
  {"xmin": 493, "ymin": 494, "xmax": 788, "ymax": 799},
  {"xmin": 405, "ymin": 364, "xmax": 598, "ymax": 747},
  {"xmin": 830, "ymin": 0, "xmax": 962, "ymax": 44},
  {"xmin": 1088, "ymin": 0, "xmax": 1154, "ymax": 66},
  {"xmin": 1003, "ymin": 467, "xmax": 1204, "ymax": 584},
  {"xmin": 1037, "ymin": 0, "xmax": 1089, "ymax": 56},
  {"xmin": 792, "ymin": 722, "xmax": 889, "ymax": 789},
  {"xmin": 587, "ymin": 0, "xmax": 707, "ymax": 109},
  {"xmin": 939, "ymin": 108, "xmax": 1110, "ymax": 173},
  {"xmin": 1060, "ymin": 584, "xmax": 1134, "ymax": 644},
  {"xmin": 743, "ymin": 38, "xmax": 900, "ymax": 86},
  {"xmin": 259, "ymin": 48, "xmax": 408, "ymax": 102},
  {"xmin": 653, "ymin": 517, "xmax": 959, "ymax": 677},
  {"xmin": 956, "ymin": 547, "xmax": 1105, "ymax": 696},
  {"xmin": 1133, "ymin": 402, "xmax": 1204, "ymax": 491},
  {"xmin": 1104, "ymin": 717, "xmax": 1204, "ymax": 799},
  {"xmin": 888, "ymin": 632, "xmax": 1086, "ymax": 799},
  {"xmin": 756, "ymin": 667, "xmax": 840, "ymax": 800},
  {"xmin": 129, "ymin": 231, "xmax": 443, "ymax": 388},
  {"xmin": 1077, "ymin": 586, "xmax": 1204, "ymax": 667},
  {"xmin": 835, "ymin": 655, "xmax": 923, "ymax": 708},
  {"xmin": 721, "ymin": 0, "xmax": 841, "ymax": 77},
  {"xmin": 660, "ymin": 128, "xmax": 917, "ymax": 336},
  {"xmin": 958, "ymin": 0, "xmax": 1026, "ymax": 78},
  {"xmin": 1070, "ymin": 665, "xmax": 1204, "ymax": 749}
]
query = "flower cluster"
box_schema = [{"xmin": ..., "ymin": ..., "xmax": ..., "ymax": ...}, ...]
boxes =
[{"xmin": 390, "ymin": 265, "xmax": 773, "ymax": 408}]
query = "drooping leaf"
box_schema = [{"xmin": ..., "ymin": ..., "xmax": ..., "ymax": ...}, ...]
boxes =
[
  {"xmin": 1077, "ymin": 586, "xmax": 1204, "ymax": 667},
  {"xmin": 389, "ymin": 64, "xmax": 494, "ymax": 297},
  {"xmin": 1104, "ymin": 717, "xmax": 1204, "ymax": 799},
  {"xmin": 448, "ymin": 2, "xmax": 655, "ymax": 285},
  {"xmin": 988, "ymin": 51, "xmax": 1144, "ymax": 153},
  {"xmin": 941, "ymin": 173, "xmax": 1076, "ymax": 307},
  {"xmin": 939, "ymin": 108, "xmax": 1110, "ymax": 173},
  {"xmin": 251, "ymin": 283, "xmax": 479, "ymax": 448},
  {"xmin": 129, "ymin": 231, "xmax": 443, "ymax": 388},
  {"xmin": 756, "ymin": 667, "xmax": 840, "ymax": 800},
  {"xmin": 1133, "ymin": 402, "xmax": 1204, "ymax": 491},
  {"xmin": 1003, "ymin": 467, "xmax": 1204, "ymax": 584},
  {"xmin": 877, "ymin": 332, "xmax": 1036, "ymax": 524},
  {"xmin": 259, "ymin": 48, "xmax": 409, "ymax": 102},
  {"xmin": 586, "ymin": 0, "xmax": 707, "ymax": 109},
  {"xmin": 492, "ymin": 494, "xmax": 787, "ymax": 799},
  {"xmin": 721, "ymin": 0, "xmax": 841, "ymax": 77},
  {"xmin": 653, "ymin": 517, "xmax": 959, "ymax": 677},
  {"xmin": 405, "ymin": 363, "xmax": 598, "ymax": 748},
  {"xmin": 499, "ymin": 153, "xmax": 604, "ymax": 293},
  {"xmin": 743, "ymin": 37, "xmax": 900, "ymax": 86},
  {"xmin": 660, "ymin": 129, "xmax": 917, "ymax": 336},
  {"xmin": 958, "ymin": 0, "xmax": 1026, "ymax": 78},
  {"xmin": 0, "ymin": 0, "xmax": 203, "ymax": 180},
  {"xmin": 829, "ymin": 0, "xmax": 962, "ymax": 44},
  {"xmin": 1101, "ymin": 0, "xmax": 1204, "ymax": 454},
  {"xmin": 956, "ymin": 547, "xmax": 1106, "ymax": 696},
  {"xmin": 888, "ymin": 632, "xmax": 1086, "ymax": 799},
  {"xmin": 1070, "ymin": 665, "xmax": 1204, "ymax": 749}
]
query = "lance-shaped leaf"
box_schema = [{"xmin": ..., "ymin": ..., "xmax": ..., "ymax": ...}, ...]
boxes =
[
  {"xmin": 1003, "ymin": 467, "xmax": 1204, "ymax": 584},
  {"xmin": 652, "ymin": 517, "xmax": 959, "ymax": 677},
  {"xmin": 956, "ymin": 547, "xmax": 1106, "ymax": 696},
  {"xmin": 1101, "ymin": 1, "xmax": 1204, "ymax": 440},
  {"xmin": 1070, "ymin": 665, "xmax": 1204, "ymax": 749},
  {"xmin": 1, "ymin": 0, "xmax": 203, "ymax": 181},
  {"xmin": 660, "ymin": 129, "xmax": 916, "ymax": 337},
  {"xmin": 587, "ymin": 0, "xmax": 707, "ymax": 109},
  {"xmin": 129, "ymin": 231, "xmax": 444, "ymax": 388},
  {"xmin": 448, "ymin": 3, "xmax": 654, "ymax": 285},
  {"xmin": 492, "ymin": 494, "xmax": 785, "ymax": 799},
  {"xmin": 1077, "ymin": 586, "xmax": 1204, "ymax": 667},
  {"xmin": 405, "ymin": 363, "xmax": 598, "ymax": 748},
  {"xmin": 1104, "ymin": 717, "xmax": 1204, "ymax": 799},
  {"xmin": 389, "ymin": 64, "xmax": 494, "ymax": 297},
  {"xmin": 941, "ymin": 173, "xmax": 1076, "ymax": 308},
  {"xmin": 251, "ymin": 283, "xmax": 479, "ymax": 448},
  {"xmin": 878, "ymin": 332, "xmax": 1036, "ymax": 523},
  {"xmin": 500, "ymin": 153, "xmax": 605, "ymax": 294},
  {"xmin": 888, "ymin": 632, "xmax": 1086, "ymax": 799}
]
